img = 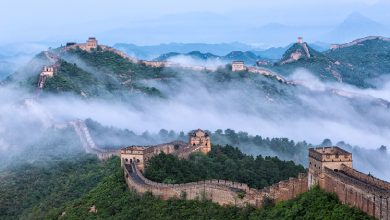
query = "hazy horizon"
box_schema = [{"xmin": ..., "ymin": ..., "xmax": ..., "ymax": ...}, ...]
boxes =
[{"xmin": 1, "ymin": 0, "xmax": 389, "ymax": 48}]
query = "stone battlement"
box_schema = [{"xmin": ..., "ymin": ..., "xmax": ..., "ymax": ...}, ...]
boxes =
[
  {"xmin": 325, "ymin": 167, "xmax": 389, "ymax": 196},
  {"xmin": 124, "ymin": 159, "xmax": 308, "ymax": 207},
  {"xmin": 329, "ymin": 36, "xmax": 390, "ymax": 50},
  {"xmin": 340, "ymin": 164, "xmax": 390, "ymax": 191},
  {"xmin": 309, "ymin": 147, "xmax": 352, "ymax": 162},
  {"xmin": 120, "ymin": 135, "xmax": 389, "ymax": 218},
  {"xmin": 309, "ymin": 147, "xmax": 389, "ymax": 219},
  {"xmin": 69, "ymin": 119, "xmax": 120, "ymax": 159},
  {"xmin": 121, "ymin": 129, "xmax": 211, "ymax": 172},
  {"xmin": 59, "ymin": 38, "xmax": 289, "ymax": 85}
]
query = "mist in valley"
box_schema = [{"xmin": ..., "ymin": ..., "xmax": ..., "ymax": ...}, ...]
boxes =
[{"xmin": 1, "ymin": 48, "xmax": 390, "ymax": 180}]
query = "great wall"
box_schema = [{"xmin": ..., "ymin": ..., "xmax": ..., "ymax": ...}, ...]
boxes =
[
  {"xmin": 329, "ymin": 36, "xmax": 390, "ymax": 50},
  {"xmin": 53, "ymin": 119, "xmax": 120, "ymax": 159},
  {"xmin": 118, "ymin": 130, "xmax": 390, "ymax": 219},
  {"xmin": 31, "ymin": 37, "xmax": 390, "ymax": 106},
  {"xmin": 51, "ymin": 115, "xmax": 390, "ymax": 219},
  {"xmin": 29, "ymin": 38, "xmax": 390, "ymax": 219}
]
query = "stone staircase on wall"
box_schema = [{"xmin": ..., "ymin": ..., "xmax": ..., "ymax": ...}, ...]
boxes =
[
  {"xmin": 69, "ymin": 119, "xmax": 120, "ymax": 159},
  {"xmin": 298, "ymin": 43, "xmax": 311, "ymax": 58}
]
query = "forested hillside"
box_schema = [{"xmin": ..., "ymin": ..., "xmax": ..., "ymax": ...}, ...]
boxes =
[
  {"xmin": 145, "ymin": 145, "xmax": 305, "ymax": 189},
  {"xmin": 0, "ymin": 119, "xmax": 385, "ymax": 219},
  {"xmin": 258, "ymin": 37, "xmax": 390, "ymax": 88},
  {"xmin": 153, "ymin": 50, "xmax": 265, "ymax": 65},
  {"xmin": 47, "ymin": 168, "xmax": 373, "ymax": 220},
  {"xmin": 0, "ymin": 128, "xmax": 120, "ymax": 219}
]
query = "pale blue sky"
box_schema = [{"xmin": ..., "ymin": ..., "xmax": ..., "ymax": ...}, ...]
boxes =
[
  {"xmin": 0, "ymin": 0, "xmax": 381, "ymax": 27},
  {"xmin": 0, "ymin": 0, "xmax": 387, "ymax": 46}
]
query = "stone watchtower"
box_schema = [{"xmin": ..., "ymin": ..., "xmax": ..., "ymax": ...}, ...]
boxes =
[
  {"xmin": 121, "ymin": 146, "xmax": 155, "ymax": 172},
  {"xmin": 298, "ymin": 37, "xmax": 303, "ymax": 44},
  {"xmin": 188, "ymin": 129, "xmax": 211, "ymax": 154},
  {"xmin": 331, "ymin": 44, "xmax": 340, "ymax": 50},
  {"xmin": 86, "ymin": 37, "xmax": 98, "ymax": 50},
  {"xmin": 232, "ymin": 61, "xmax": 245, "ymax": 71},
  {"xmin": 308, "ymin": 147, "xmax": 352, "ymax": 188}
]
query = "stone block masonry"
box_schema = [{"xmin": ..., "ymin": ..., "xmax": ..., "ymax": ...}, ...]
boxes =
[
  {"xmin": 120, "ymin": 129, "xmax": 308, "ymax": 208},
  {"xmin": 121, "ymin": 129, "xmax": 210, "ymax": 172},
  {"xmin": 328, "ymin": 36, "xmax": 390, "ymax": 50},
  {"xmin": 121, "ymin": 143, "xmax": 390, "ymax": 218},
  {"xmin": 310, "ymin": 146, "xmax": 390, "ymax": 220},
  {"xmin": 123, "ymin": 159, "xmax": 308, "ymax": 208},
  {"xmin": 69, "ymin": 119, "xmax": 120, "ymax": 160},
  {"xmin": 66, "ymin": 118, "xmax": 389, "ymax": 217}
]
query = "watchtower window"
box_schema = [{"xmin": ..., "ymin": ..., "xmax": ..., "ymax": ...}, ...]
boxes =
[
  {"xmin": 137, "ymin": 159, "xmax": 140, "ymax": 162},
  {"xmin": 125, "ymin": 158, "xmax": 128, "ymax": 162},
  {"xmin": 193, "ymin": 143, "xmax": 195, "ymax": 146},
  {"xmin": 130, "ymin": 159, "xmax": 133, "ymax": 163}
]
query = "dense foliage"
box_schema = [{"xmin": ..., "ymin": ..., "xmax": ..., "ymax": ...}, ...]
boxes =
[
  {"xmin": 52, "ymin": 169, "xmax": 374, "ymax": 220},
  {"xmin": 154, "ymin": 50, "xmax": 261, "ymax": 65},
  {"xmin": 145, "ymin": 144, "xmax": 306, "ymax": 189},
  {"xmin": 43, "ymin": 61, "xmax": 100, "ymax": 96},
  {"xmin": 65, "ymin": 48, "xmax": 177, "ymax": 81},
  {"xmin": 0, "ymin": 128, "xmax": 120, "ymax": 220}
]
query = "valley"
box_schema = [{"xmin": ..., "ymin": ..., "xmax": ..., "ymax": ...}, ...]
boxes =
[{"xmin": 1, "ymin": 35, "xmax": 390, "ymax": 220}]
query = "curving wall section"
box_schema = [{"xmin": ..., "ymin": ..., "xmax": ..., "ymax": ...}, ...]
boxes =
[{"xmin": 123, "ymin": 159, "xmax": 308, "ymax": 208}]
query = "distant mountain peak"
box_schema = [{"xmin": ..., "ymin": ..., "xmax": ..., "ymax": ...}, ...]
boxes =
[
  {"xmin": 344, "ymin": 11, "xmax": 373, "ymax": 24},
  {"xmin": 322, "ymin": 11, "xmax": 390, "ymax": 44}
]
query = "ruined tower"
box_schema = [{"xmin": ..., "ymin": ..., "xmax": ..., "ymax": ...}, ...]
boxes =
[
  {"xmin": 298, "ymin": 37, "xmax": 303, "ymax": 44},
  {"xmin": 308, "ymin": 147, "xmax": 352, "ymax": 188},
  {"xmin": 188, "ymin": 129, "xmax": 211, "ymax": 154},
  {"xmin": 232, "ymin": 61, "xmax": 245, "ymax": 71},
  {"xmin": 37, "ymin": 65, "xmax": 57, "ymax": 88}
]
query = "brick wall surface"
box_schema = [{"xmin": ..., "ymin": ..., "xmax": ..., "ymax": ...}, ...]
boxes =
[{"xmin": 123, "ymin": 158, "xmax": 308, "ymax": 208}]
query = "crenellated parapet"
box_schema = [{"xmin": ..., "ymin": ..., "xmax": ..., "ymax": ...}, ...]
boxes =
[
  {"xmin": 123, "ymin": 159, "xmax": 308, "ymax": 208},
  {"xmin": 309, "ymin": 146, "xmax": 390, "ymax": 219},
  {"xmin": 69, "ymin": 119, "xmax": 120, "ymax": 159},
  {"xmin": 121, "ymin": 129, "xmax": 211, "ymax": 172},
  {"xmin": 340, "ymin": 164, "xmax": 390, "ymax": 191}
]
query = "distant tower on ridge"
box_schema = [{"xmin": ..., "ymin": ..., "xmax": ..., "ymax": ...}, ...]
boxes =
[{"xmin": 298, "ymin": 37, "xmax": 303, "ymax": 44}]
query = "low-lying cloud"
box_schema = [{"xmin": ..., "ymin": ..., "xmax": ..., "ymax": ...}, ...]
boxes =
[{"xmin": 1, "ymin": 60, "xmax": 390, "ymax": 180}]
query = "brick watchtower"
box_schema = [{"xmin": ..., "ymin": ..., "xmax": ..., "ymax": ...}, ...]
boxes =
[
  {"xmin": 188, "ymin": 129, "xmax": 211, "ymax": 154},
  {"xmin": 308, "ymin": 147, "xmax": 352, "ymax": 188},
  {"xmin": 86, "ymin": 37, "xmax": 98, "ymax": 50},
  {"xmin": 232, "ymin": 61, "xmax": 245, "ymax": 71}
]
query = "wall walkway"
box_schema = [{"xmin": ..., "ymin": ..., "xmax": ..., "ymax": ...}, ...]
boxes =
[
  {"xmin": 123, "ymin": 159, "xmax": 308, "ymax": 208},
  {"xmin": 69, "ymin": 119, "xmax": 120, "ymax": 159}
]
